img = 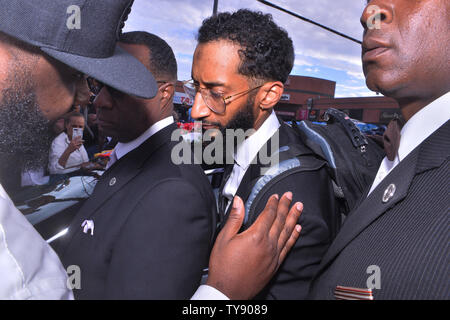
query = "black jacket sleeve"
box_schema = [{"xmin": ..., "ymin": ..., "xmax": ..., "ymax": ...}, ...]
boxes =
[
  {"xmin": 252, "ymin": 166, "xmax": 337, "ymax": 300},
  {"xmin": 104, "ymin": 179, "xmax": 213, "ymax": 299}
]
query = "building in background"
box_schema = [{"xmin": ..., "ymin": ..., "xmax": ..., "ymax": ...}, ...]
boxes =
[{"xmin": 173, "ymin": 75, "xmax": 400, "ymax": 125}]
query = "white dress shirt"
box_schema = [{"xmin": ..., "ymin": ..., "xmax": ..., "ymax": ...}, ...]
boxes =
[
  {"xmin": 48, "ymin": 132, "xmax": 89, "ymax": 174},
  {"xmin": 222, "ymin": 111, "xmax": 280, "ymax": 208},
  {"xmin": 106, "ymin": 116, "xmax": 174, "ymax": 169},
  {"xmin": 368, "ymin": 92, "xmax": 450, "ymax": 195},
  {"xmin": 0, "ymin": 183, "xmax": 73, "ymax": 299},
  {"xmin": 191, "ymin": 284, "xmax": 230, "ymax": 300}
]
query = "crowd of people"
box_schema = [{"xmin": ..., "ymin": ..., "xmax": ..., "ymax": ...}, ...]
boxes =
[{"xmin": 0, "ymin": 0, "xmax": 448, "ymax": 300}]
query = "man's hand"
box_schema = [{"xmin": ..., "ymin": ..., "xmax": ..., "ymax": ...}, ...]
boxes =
[
  {"xmin": 81, "ymin": 161, "xmax": 104, "ymax": 171},
  {"xmin": 58, "ymin": 136, "xmax": 84, "ymax": 168},
  {"xmin": 67, "ymin": 136, "xmax": 84, "ymax": 153},
  {"xmin": 206, "ymin": 192, "xmax": 302, "ymax": 300}
]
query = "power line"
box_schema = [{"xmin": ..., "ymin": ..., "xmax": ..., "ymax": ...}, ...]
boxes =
[
  {"xmin": 256, "ymin": 0, "xmax": 362, "ymax": 45},
  {"xmin": 213, "ymin": 0, "xmax": 218, "ymax": 16}
]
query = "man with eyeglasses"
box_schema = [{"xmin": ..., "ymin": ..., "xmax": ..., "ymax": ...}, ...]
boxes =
[
  {"xmin": 0, "ymin": 0, "xmax": 302, "ymax": 300},
  {"xmin": 188, "ymin": 9, "xmax": 338, "ymax": 299}
]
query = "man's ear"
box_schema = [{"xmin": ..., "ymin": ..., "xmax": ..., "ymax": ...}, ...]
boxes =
[
  {"xmin": 159, "ymin": 82, "xmax": 175, "ymax": 105},
  {"xmin": 258, "ymin": 81, "xmax": 284, "ymax": 111}
]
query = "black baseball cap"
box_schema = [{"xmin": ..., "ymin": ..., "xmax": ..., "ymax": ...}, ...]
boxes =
[{"xmin": 0, "ymin": 0, "xmax": 157, "ymax": 99}]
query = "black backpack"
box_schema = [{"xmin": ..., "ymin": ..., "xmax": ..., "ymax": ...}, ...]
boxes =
[{"xmin": 292, "ymin": 108, "xmax": 385, "ymax": 216}]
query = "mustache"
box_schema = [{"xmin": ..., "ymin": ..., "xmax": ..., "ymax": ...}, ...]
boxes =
[{"xmin": 198, "ymin": 120, "xmax": 221, "ymax": 127}]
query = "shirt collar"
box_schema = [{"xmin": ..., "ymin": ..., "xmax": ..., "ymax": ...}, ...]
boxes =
[
  {"xmin": 398, "ymin": 92, "xmax": 450, "ymax": 161},
  {"xmin": 114, "ymin": 116, "xmax": 174, "ymax": 161},
  {"xmin": 62, "ymin": 132, "xmax": 70, "ymax": 144},
  {"xmin": 234, "ymin": 110, "xmax": 280, "ymax": 170}
]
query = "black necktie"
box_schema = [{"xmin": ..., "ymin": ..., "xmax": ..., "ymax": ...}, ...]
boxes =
[
  {"xmin": 218, "ymin": 164, "xmax": 234, "ymax": 222},
  {"xmin": 383, "ymin": 117, "xmax": 404, "ymax": 161}
]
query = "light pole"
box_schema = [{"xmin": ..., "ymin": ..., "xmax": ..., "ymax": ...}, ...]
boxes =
[{"xmin": 213, "ymin": 0, "xmax": 218, "ymax": 16}]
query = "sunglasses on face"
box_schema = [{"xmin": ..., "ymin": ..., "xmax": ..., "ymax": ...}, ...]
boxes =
[{"xmin": 87, "ymin": 77, "xmax": 169, "ymax": 102}]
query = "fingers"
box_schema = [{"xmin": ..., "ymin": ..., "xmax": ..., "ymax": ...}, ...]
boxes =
[
  {"xmin": 268, "ymin": 192, "xmax": 293, "ymax": 240},
  {"xmin": 277, "ymin": 202, "xmax": 303, "ymax": 260},
  {"xmin": 278, "ymin": 224, "xmax": 302, "ymax": 267},
  {"xmin": 251, "ymin": 194, "xmax": 280, "ymax": 234},
  {"xmin": 218, "ymin": 196, "xmax": 245, "ymax": 241},
  {"xmin": 71, "ymin": 139, "xmax": 83, "ymax": 148}
]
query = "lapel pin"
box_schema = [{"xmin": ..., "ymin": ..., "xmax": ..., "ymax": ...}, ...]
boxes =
[
  {"xmin": 109, "ymin": 177, "xmax": 117, "ymax": 186},
  {"xmin": 382, "ymin": 183, "xmax": 396, "ymax": 203},
  {"xmin": 81, "ymin": 220, "xmax": 94, "ymax": 236}
]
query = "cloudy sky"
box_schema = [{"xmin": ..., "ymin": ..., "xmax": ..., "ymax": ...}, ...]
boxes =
[{"xmin": 124, "ymin": 0, "xmax": 376, "ymax": 98}]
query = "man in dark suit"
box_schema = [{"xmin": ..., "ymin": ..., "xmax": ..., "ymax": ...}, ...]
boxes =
[
  {"xmin": 188, "ymin": 10, "xmax": 338, "ymax": 299},
  {"xmin": 0, "ymin": 0, "xmax": 302, "ymax": 301},
  {"xmin": 309, "ymin": 0, "xmax": 449, "ymax": 299},
  {"xmin": 56, "ymin": 32, "xmax": 217, "ymax": 299}
]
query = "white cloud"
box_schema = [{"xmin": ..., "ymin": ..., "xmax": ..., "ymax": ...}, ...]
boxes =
[
  {"xmin": 294, "ymin": 56, "xmax": 313, "ymax": 67},
  {"xmin": 335, "ymin": 83, "xmax": 377, "ymax": 97},
  {"xmin": 125, "ymin": 0, "xmax": 371, "ymax": 98},
  {"xmin": 346, "ymin": 71, "xmax": 366, "ymax": 80},
  {"xmin": 305, "ymin": 67, "xmax": 320, "ymax": 73}
]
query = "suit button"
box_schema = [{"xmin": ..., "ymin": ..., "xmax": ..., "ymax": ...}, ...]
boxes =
[
  {"xmin": 382, "ymin": 183, "xmax": 396, "ymax": 203},
  {"xmin": 109, "ymin": 177, "xmax": 117, "ymax": 186}
]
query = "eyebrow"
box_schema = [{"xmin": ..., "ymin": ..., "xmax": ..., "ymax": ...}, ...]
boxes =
[
  {"xmin": 203, "ymin": 81, "xmax": 226, "ymax": 88},
  {"xmin": 191, "ymin": 77, "xmax": 226, "ymax": 88}
]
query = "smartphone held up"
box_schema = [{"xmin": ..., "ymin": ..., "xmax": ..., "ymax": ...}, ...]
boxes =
[{"xmin": 72, "ymin": 127, "xmax": 83, "ymax": 140}]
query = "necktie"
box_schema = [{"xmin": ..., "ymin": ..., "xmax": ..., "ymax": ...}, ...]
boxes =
[
  {"xmin": 218, "ymin": 164, "xmax": 234, "ymax": 222},
  {"xmin": 383, "ymin": 117, "xmax": 404, "ymax": 161}
]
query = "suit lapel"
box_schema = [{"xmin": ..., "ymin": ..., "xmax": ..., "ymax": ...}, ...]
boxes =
[
  {"xmin": 220, "ymin": 122, "xmax": 290, "ymax": 225},
  {"xmin": 234, "ymin": 163, "xmax": 259, "ymax": 205},
  {"xmin": 219, "ymin": 121, "xmax": 298, "ymax": 226},
  {"xmin": 61, "ymin": 123, "xmax": 177, "ymax": 249},
  {"xmin": 219, "ymin": 162, "xmax": 261, "ymax": 226},
  {"xmin": 317, "ymin": 149, "xmax": 418, "ymax": 272},
  {"xmin": 74, "ymin": 155, "xmax": 145, "ymax": 220},
  {"xmin": 315, "ymin": 120, "xmax": 450, "ymax": 276},
  {"xmin": 78, "ymin": 123, "xmax": 176, "ymax": 220}
]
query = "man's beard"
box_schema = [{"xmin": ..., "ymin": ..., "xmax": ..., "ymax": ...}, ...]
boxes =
[
  {"xmin": 0, "ymin": 84, "xmax": 55, "ymax": 179},
  {"xmin": 201, "ymin": 95, "xmax": 256, "ymax": 164},
  {"xmin": 219, "ymin": 98, "xmax": 255, "ymax": 134}
]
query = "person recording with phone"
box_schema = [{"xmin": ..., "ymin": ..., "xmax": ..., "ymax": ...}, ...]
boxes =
[{"xmin": 48, "ymin": 111, "xmax": 101, "ymax": 178}]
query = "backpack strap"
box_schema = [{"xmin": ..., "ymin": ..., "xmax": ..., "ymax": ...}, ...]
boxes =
[
  {"xmin": 244, "ymin": 156, "xmax": 300, "ymax": 224},
  {"xmin": 244, "ymin": 146, "xmax": 327, "ymax": 228}
]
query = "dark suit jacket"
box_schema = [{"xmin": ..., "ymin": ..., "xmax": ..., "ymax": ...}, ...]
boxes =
[
  {"xmin": 56, "ymin": 123, "xmax": 217, "ymax": 299},
  {"xmin": 219, "ymin": 121, "xmax": 339, "ymax": 300},
  {"xmin": 309, "ymin": 120, "xmax": 450, "ymax": 300}
]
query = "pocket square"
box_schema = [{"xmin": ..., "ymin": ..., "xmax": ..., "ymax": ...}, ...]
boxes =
[
  {"xmin": 81, "ymin": 219, "xmax": 94, "ymax": 236},
  {"xmin": 334, "ymin": 286, "xmax": 374, "ymax": 300}
]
